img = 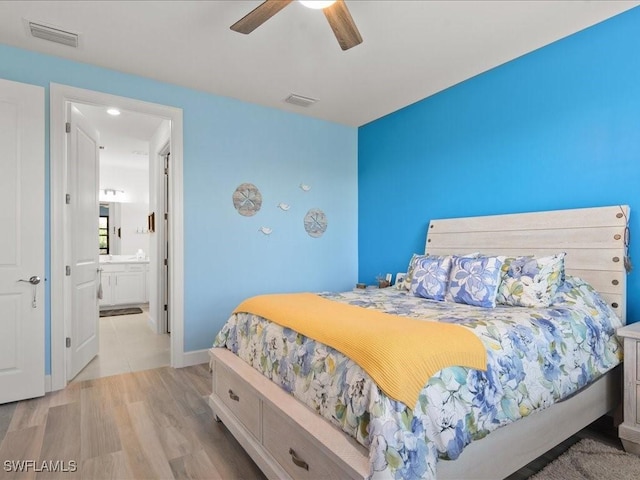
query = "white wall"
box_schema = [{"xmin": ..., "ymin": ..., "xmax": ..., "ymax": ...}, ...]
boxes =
[
  {"xmin": 119, "ymin": 202, "xmax": 150, "ymax": 255},
  {"xmin": 1, "ymin": 43, "xmax": 357, "ymax": 373}
]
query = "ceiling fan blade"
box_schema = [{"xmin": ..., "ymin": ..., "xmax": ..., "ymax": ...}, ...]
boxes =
[
  {"xmin": 231, "ymin": 0, "xmax": 293, "ymax": 34},
  {"xmin": 323, "ymin": 0, "xmax": 362, "ymax": 51}
]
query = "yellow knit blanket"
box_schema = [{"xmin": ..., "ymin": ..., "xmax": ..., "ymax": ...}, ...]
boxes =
[{"xmin": 233, "ymin": 293, "xmax": 487, "ymax": 408}]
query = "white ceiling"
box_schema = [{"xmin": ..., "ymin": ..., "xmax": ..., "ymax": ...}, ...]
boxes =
[
  {"xmin": 0, "ymin": 1, "xmax": 638, "ymax": 127},
  {"xmin": 73, "ymin": 103, "xmax": 164, "ymax": 171}
]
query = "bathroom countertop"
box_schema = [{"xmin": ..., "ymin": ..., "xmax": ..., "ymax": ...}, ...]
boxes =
[{"xmin": 99, "ymin": 255, "xmax": 150, "ymax": 264}]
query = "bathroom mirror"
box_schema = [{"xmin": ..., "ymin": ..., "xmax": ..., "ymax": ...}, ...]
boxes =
[
  {"xmin": 99, "ymin": 202, "xmax": 122, "ymax": 255},
  {"xmin": 99, "ymin": 201, "xmax": 150, "ymax": 257}
]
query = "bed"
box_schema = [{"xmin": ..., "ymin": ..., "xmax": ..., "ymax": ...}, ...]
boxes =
[{"xmin": 209, "ymin": 205, "xmax": 629, "ymax": 480}]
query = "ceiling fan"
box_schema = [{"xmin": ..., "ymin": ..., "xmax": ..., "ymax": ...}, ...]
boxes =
[{"xmin": 230, "ymin": 0, "xmax": 363, "ymax": 51}]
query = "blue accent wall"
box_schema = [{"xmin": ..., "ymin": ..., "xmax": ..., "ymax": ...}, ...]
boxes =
[
  {"xmin": 0, "ymin": 44, "xmax": 358, "ymax": 374},
  {"xmin": 358, "ymin": 8, "xmax": 640, "ymax": 322}
]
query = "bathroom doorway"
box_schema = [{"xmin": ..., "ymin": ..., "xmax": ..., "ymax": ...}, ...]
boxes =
[
  {"xmin": 50, "ymin": 84, "xmax": 185, "ymax": 390},
  {"xmin": 72, "ymin": 102, "xmax": 170, "ymax": 382}
]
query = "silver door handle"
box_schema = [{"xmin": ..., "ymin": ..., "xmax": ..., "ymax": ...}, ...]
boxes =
[{"xmin": 18, "ymin": 276, "xmax": 41, "ymax": 285}]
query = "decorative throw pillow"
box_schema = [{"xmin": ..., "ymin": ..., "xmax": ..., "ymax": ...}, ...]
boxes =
[
  {"xmin": 496, "ymin": 253, "xmax": 566, "ymax": 308},
  {"xmin": 443, "ymin": 252, "xmax": 482, "ymax": 302},
  {"xmin": 410, "ymin": 255, "xmax": 453, "ymax": 301},
  {"xmin": 448, "ymin": 256, "xmax": 503, "ymax": 308},
  {"xmin": 401, "ymin": 254, "xmax": 427, "ymax": 291},
  {"xmin": 402, "ymin": 252, "xmax": 480, "ymax": 291}
]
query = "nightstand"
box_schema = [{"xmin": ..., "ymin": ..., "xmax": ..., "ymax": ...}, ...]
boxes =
[
  {"xmin": 618, "ymin": 322, "xmax": 640, "ymax": 456},
  {"xmin": 353, "ymin": 285, "xmax": 377, "ymax": 291}
]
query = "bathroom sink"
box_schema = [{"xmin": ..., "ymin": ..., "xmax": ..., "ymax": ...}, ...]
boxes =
[{"xmin": 99, "ymin": 255, "xmax": 148, "ymax": 263}]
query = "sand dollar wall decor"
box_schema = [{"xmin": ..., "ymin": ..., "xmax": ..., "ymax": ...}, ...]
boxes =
[
  {"xmin": 304, "ymin": 208, "xmax": 328, "ymax": 238},
  {"xmin": 232, "ymin": 183, "xmax": 262, "ymax": 216}
]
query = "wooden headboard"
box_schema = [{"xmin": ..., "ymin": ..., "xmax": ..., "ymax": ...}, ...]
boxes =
[{"xmin": 425, "ymin": 205, "xmax": 630, "ymax": 324}]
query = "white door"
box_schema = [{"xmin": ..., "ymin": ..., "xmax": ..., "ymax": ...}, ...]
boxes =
[
  {"xmin": 67, "ymin": 106, "xmax": 100, "ymax": 380},
  {"xmin": 0, "ymin": 79, "xmax": 45, "ymax": 404}
]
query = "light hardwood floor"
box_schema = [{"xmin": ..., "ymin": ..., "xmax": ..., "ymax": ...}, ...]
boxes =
[
  {"xmin": 0, "ymin": 364, "xmax": 622, "ymax": 480},
  {"xmin": 0, "ymin": 364, "xmax": 265, "ymax": 480}
]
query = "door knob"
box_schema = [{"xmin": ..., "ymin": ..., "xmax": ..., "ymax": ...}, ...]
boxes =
[{"xmin": 18, "ymin": 276, "xmax": 41, "ymax": 285}]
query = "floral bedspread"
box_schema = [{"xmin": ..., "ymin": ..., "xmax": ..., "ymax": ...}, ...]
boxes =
[{"xmin": 213, "ymin": 276, "xmax": 622, "ymax": 479}]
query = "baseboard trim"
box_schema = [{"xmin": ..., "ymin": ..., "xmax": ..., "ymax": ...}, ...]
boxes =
[{"xmin": 181, "ymin": 349, "xmax": 210, "ymax": 368}]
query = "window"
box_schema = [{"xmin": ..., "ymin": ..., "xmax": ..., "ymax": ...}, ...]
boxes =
[{"xmin": 99, "ymin": 215, "xmax": 109, "ymax": 254}]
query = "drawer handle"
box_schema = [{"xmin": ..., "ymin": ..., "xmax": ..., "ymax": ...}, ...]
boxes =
[
  {"xmin": 288, "ymin": 448, "xmax": 309, "ymax": 471},
  {"xmin": 228, "ymin": 389, "xmax": 239, "ymax": 402}
]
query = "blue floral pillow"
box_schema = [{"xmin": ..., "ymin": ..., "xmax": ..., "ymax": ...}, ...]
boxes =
[
  {"xmin": 401, "ymin": 252, "xmax": 480, "ymax": 291},
  {"xmin": 401, "ymin": 253, "xmax": 427, "ymax": 291},
  {"xmin": 496, "ymin": 253, "xmax": 565, "ymax": 308},
  {"xmin": 448, "ymin": 256, "xmax": 503, "ymax": 308},
  {"xmin": 410, "ymin": 255, "xmax": 452, "ymax": 301}
]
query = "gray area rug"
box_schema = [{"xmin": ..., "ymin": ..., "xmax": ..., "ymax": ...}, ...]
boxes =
[
  {"xmin": 99, "ymin": 307, "xmax": 143, "ymax": 317},
  {"xmin": 531, "ymin": 438, "xmax": 640, "ymax": 480}
]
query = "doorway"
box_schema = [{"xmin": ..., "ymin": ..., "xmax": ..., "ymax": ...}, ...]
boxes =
[
  {"xmin": 73, "ymin": 102, "xmax": 170, "ymax": 382},
  {"xmin": 50, "ymin": 84, "xmax": 185, "ymax": 391}
]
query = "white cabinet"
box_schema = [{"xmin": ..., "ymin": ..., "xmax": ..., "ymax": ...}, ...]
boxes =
[
  {"xmin": 618, "ymin": 322, "xmax": 640, "ymax": 456},
  {"xmin": 99, "ymin": 262, "xmax": 149, "ymax": 308},
  {"xmin": 99, "ymin": 272, "xmax": 115, "ymax": 307},
  {"xmin": 114, "ymin": 270, "xmax": 145, "ymax": 305}
]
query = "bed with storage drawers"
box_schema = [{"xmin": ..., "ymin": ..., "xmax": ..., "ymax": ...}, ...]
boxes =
[{"xmin": 209, "ymin": 205, "xmax": 629, "ymax": 479}]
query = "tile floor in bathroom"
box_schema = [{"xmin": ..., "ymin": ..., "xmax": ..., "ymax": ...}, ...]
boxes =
[{"xmin": 71, "ymin": 307, "xmax": 170, "ymax": 383}]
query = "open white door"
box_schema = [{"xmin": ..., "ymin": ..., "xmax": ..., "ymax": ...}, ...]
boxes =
[
  {"xmin": 0, "ymin": 78, "xmax": 45, "ymax": 404},
  {"xmin": 66, "ymin": 105, "xmax": 101, "ymax": 380}
]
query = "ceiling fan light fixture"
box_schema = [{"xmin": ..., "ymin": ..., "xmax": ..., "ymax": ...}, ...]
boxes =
[
  {"xmin": 231, "ymin": 0, "xmax": 361, "ymax": 50},
  {"xmin": 299, "ymin": 0, "xmax": 336, "ymax": 10}
]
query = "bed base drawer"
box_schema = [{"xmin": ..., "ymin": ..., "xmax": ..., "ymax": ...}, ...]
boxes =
[
  {"xmin": 262, "ymin": 402, "xmax": 346, "ymax": 480},
  {"xmin": 209, "ymin": 348, "xmax": 370, "ymax": 480},
  {"xmin": 214, "ymin": 361, "xmax": 261, "ymax": 439}
]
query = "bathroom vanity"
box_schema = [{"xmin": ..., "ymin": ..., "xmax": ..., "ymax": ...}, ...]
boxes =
[{"xmin": 99, "ymin": 256, "xmax": 149, "ymax": 308}]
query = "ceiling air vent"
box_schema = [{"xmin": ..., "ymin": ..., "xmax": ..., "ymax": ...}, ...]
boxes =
[
  {"xmin": 284, "ymin": 94, "xmax": 318, "ymax": 108},
  {"xmin": 28, "ymin": 21, "xmax": 79, "ymax": 48}
]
